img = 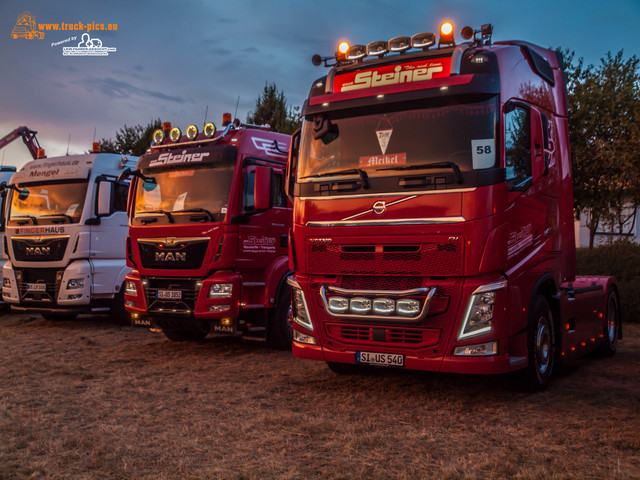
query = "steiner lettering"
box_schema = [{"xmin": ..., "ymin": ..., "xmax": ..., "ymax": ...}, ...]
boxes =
[
  {"xmin": 341, "ymin": 65, "xmax": 444, "ymax": 92},
  {"xmin": 149, "ymin": 151, "xmax": 210, "ymax": 167}
]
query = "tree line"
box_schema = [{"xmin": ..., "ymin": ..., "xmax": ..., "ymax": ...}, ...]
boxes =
[{"xmin": 99, "ymin": 50, "xmax": 640, "ymax": 249}]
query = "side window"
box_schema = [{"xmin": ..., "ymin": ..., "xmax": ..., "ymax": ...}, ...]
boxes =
[
  {"xmin": 243, "ymin": 170, "xmax": 255, "ymax": 211},
  {"xmin": 271, "ymin": 172, "xmax": 286, "ymax": 207},
  {"xmin": 504, "ymin": 106, "xmax": 531, "ymax": 187},
  {"xmin": 113, "ymin": 182, "xmax": 129, "ymax": 212}
]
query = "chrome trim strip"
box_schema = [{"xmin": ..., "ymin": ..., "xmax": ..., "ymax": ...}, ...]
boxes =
[
  {"xmin": 472, "ymin": 279, "xmax": 508, "ymax": 294},
  {"xmin": 300, "ymin": 187, "xmax": 476, "ymax": 200},
  {"xmin": 307, "ymin": 217, "xmax": 466, "ymax": 227},
  {"xmin": 11, "ymin": 235, "xmax": 70, "ymax": 241},
  {"xmin": 319, "ymin": 284, "xmax": 437, "ymax": 323},
  {"xmin": 341, "ymin": 195, "xmax": 418, "ymax": 221},
  {"xmin": 137, "ymin": 237, "xmax": 208, "ymax": 243}
]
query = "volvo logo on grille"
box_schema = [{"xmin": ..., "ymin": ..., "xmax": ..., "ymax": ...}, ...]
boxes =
[
  {"xmin": 155, "ymin": 252, "xmax": 186, "ymax": 262},
  {"xmin": 372, "ymin": 201, "xmax": 386, "ymax": 215},
  {"xmin": 26, "ymin": 246, "xmax": 51, "ymax": 255}
]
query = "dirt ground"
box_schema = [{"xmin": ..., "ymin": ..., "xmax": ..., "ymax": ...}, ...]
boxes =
[{"xmin": 0, "ymin": 312, "xmax": 638, "ymax": 480}]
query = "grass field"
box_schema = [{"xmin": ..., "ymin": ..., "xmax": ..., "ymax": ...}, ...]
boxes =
[{"xmin": 0, "ymin": 313, "xmax": 638, "ymax": 479}]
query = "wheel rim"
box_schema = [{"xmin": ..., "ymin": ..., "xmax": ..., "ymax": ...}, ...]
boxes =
[
  {"xmin": 535, "ymin": 317, "xmax": 551, "ymax": 375},
  {"xmin": 607, "ymin": 295, "xmax": 617, "ymax": 345}
]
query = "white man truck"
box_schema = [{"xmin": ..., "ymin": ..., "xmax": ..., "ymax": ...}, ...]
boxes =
[
  {"xmin": 2, "ymin": 150, "xmax": 137, "ymax": 320},
  {"xmin": 0, "ymin": 166, "xmax": 18, "ymax": 297}
]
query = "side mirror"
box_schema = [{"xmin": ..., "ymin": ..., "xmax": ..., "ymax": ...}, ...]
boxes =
[
  {"xmin": 116, "ymin": 167, "xmax": 132, "ymax": 183},
  {"xmin": 254, "ymin": 166, "xmax": 271, "ymax": 211},
  {"xmin": 97, "ymin": 181, "xmax": 112, "ymax": 216},
  {"xmin": 286, "ymin": 129, "xmax": 300, "ymax": 203},
  {"xmin": 18, "ymin": 187, "xmax": 29, "ymax": 201}
]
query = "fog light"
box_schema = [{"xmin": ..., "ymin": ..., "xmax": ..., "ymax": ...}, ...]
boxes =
[
  {"xmin": 328, "ymin": 296, "xmax": 349, "ymax": 313},
  {"xmin": 3, "ymin": 278, "xmax": 10, "ymax": 288},
  {"xmin": 293, "ymin": 329, "xmax": 317, "ymax": 345},
  {"xmin": 221, "ymin": 317, "xmax": 232, "ymax": 326},
  {"xmin": 209, "ymin": 305, "xmax": 230, "ymax": 312},
  {"xmin": 125, "ymin": 281, "xmax": 137, "ymax": 295},
  {"xmin": 372, "ymin": 298, "xmax": 394, "ymax": 315},
  {"xmin": 125, "ymin": 300, "xmax": 135, "ymax": 307},
  {"xmin": 67, "ymin": 294, "xmax": 82, "ymax": 300},
  {"xmin": 208, "ymin": 283, "xmax": 232, "ymax": 298},
  {"xmin": 453, "ymin": 341, "xmax": 498, "ymax": 356},
  {"xmin": 350, "ymin": 297, "xmax": 371, "ymax": 314},
  {"xmin": 396, "ymin": 299, "xmax": 420, "ymax": 317},
  {"xmin": 67, "ymin": 278, "xmax": 84, "ymax": 289}
]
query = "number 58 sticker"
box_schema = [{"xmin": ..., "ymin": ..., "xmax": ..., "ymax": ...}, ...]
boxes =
[{"xmin": 471, "ymin": 139, "xmax": 495, "ymax": 169}]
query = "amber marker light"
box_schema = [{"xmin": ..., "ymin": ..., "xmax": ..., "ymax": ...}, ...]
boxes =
[
  {"xmin": 338, "ymin": 42, "xmax": 349, "ymax": 54},
  {"xmin": 439, "ymin": 21, "xmax": 455, "ymax": 46},
  {"xmin": 441, "ymin": 22, "xmax": 453, "ymax": 35}
]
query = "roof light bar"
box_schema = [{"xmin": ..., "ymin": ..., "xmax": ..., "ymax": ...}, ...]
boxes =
[
  {"xmin": 169, "ymin": 127, "xmax": 181, "ymax": 143},
  {"xmin": 388, "ymin": 36, "xmax": 411, "ymax": 52},
  {"xmin": 366, "ymin": 40, "xmax": 388, "ymax": 56},
  {"xmin": 346, "ymin": 44, "xmax": 366, "ymax": 60},
  {"xmin": 152, "ymin": 129, "xmax": 164, "ymax": 144},
  {"xmin": 411, "ymin": 32, "xmax": 436, "ymax": 49},
  {"xmin": 186, "ymin": 124, "xmax": 198, "ymax": 140}
]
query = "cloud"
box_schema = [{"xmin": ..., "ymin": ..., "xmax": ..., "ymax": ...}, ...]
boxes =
[{"xmin": 76, "ymin": 77, "xmax": 186, "ymax": 103}]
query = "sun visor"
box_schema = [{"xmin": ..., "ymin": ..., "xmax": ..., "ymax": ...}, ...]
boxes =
[{"xmin": 11, "ymin": 158, "xmax": 92, "ymax": 185}]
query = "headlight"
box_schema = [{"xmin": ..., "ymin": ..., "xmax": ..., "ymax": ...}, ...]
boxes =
[
  {"xmin": 457, "ymin": 280, "xmax": 507, "ymax": 340},
  {"xmin": 3, "ymin": 278, "xmax": 10, "ymax": 288},
  {"xmin": 208, "ymin": 283, "xmax": 233, "ymax": 298},
  {"xmin": 293, "ymin": 329, "xmax": 317, "ymax": 345},
  {"xmin": 125, "ymin": 281, "xmax": 137, "ymax": 295},
  {"xmin": 292, "ymin": 286, "xmax": 313, "ymax": 331},
  {"xmin": 67, "ymin": 278, "xmax": 84, "ymax": 289}
]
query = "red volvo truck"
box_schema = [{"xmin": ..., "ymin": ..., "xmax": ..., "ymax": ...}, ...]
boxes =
[
  {"xmin": 286, "ymin": 23, "xmax": 621, "ymax": 388},
  {"xmin": 121, "ymin": 118, "xmax": 293, "ymax": 348}
]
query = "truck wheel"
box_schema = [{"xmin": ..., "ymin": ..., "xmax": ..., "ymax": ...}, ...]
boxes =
[
  {"xmin": 598, "ymin": 289, "xmax": 619, "ymax": 357},
  {"xmin": 266, "ymin": 283, "xmax": 293, "ymax": 350},
  {"xmin": 41, "ymin": 313, "xmax": 77, "ymax": 321},
  {"xmin": 162, "ymin": 326, "xmax": 208, "ymax": 342},
  {"xmin": 110, "ymin": 287, "xmax": 129, "ymax": 325},
  {"xmin": 524, "ymin": 295, "xmax": 555, "ymax": 390}
]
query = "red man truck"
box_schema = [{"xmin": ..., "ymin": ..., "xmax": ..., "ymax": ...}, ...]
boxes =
[
  {"xmin": 121, "ymin": 117, "xmax": 293, "ymax": 348},
  {"xmin": 286, "ymin": 22, "xmax": 621, "ymax": 388}
]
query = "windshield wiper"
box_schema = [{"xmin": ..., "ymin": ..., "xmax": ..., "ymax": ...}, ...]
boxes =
[
  {"xmin": 377, "ymin": 162, "xmax": 463, "ymax": 184},
  {"xmin": 43, "ymin": 213, "xmax": 74, "ymax": 224},
  {"xmin": 173, "ymin": 208, "xmax": 216, "ymax": 222},
  {"xmin": 300, "ymin": 168, "xmax": 370, "ymax": 189},
  {"xmin": 139, "ymin": 209, "xmax": 175, "ymax": 223},
  {"xmin": 14, "ymin": 215, "xmax": 38, "ymax": 225}
]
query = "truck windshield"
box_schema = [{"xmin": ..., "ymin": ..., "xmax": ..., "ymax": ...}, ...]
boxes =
[
  {"xmin": 298, "ymin": 97, "xmax": 498, "ymax": 182},
  {"xmin": 133, "ymin": 164, "xmax": 234, "ymax": 225},
  {"xmin": 8, "ymin": 181, "xmax": 88, "ymax": 225}
]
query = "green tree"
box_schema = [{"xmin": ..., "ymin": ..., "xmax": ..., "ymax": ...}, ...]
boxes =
[
  {"xmin": 98, "ymin": 118, "xmax": 162, "ymax": 157},
  {"xmin": 561, "ymin": 49, "xmax": 640, "ymax": 247},
  {"xmin": 246, "ymin": 83, "xmax": 301, "ymax": 134}
]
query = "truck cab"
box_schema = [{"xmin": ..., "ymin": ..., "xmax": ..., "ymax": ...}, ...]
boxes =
[
  {"xmin": 287, "ymin": 23, "xmax": 620, "ymax": 388},
  {"xmin": 2, "ymin": 151, "xmax": 136, "ymax": 320},
  {"xmin": 123, "ymin": 119, "xmax": 293, "ymax": 347}
]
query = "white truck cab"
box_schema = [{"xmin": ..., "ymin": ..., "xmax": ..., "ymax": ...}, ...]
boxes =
[
  {"xmin": 2, "ymin": 153, "xmax": 136, "ymax": 320},
  {"xmin": 0, "ymin": 166, "xmax": 18, "ymax": 298}
]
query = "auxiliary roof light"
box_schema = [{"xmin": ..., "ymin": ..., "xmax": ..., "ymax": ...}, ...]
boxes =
[
  {"xmin": 203, "ymin": 121, "xmax": 217, "ymax": 137},
  {"xmin": 346, "ymin": 44, "xmax": 366, "ymax": 60},
  {"xmin": 152, "ymin": 129, "xmax": 164, "ymax": 144},
  {"xmin": 389, "ymin": 36, "xmax": 411, "ymax": 52},
  {"xmin": 366, "ymin": 40, "xmax": 388, "ymax": 56},
  {"xmin": 169, "ymin": 127, "xmax": 182, "ymax": 143},
  {"xmin": 411, "ymin": 32, "xmax": 436, "ymax": 49},
  {"xmin": 439, "ymin": 21, "xmax": 455, "ymax": 46},
  {"xmin": 186, "ymin": 124, "xmax": 198, "ymax": 140},
  {"xmin": 162, "ymin": 122, "xmax": 172, "ymax": 133}
]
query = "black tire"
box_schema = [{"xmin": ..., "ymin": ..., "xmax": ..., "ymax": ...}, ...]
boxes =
[
  {"xmin": 266, "ymin": 283, "xmax": 293, "ymax": 350},
  {"xmin": 41, "ymin": 313, "xmax": 77, "ymax": 321},
  {"xmin": 110, "ymin": 286, "xmax": 129, "ymax": 325},
  {"xmin": 524, "ymin": 295, "xmax": 555, "ymax": 390},
  {"xmin": 598, "ymin": 289, "xmax": 619, "ymax": 357}
]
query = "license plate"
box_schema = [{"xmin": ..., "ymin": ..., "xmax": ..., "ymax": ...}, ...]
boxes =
[
  {"xmin": 26, "ymin": 283, "xmax": 46, "ymax": 291},
  {"xmin": 157, "ymin": 289, "xmax": 181, "ymax": 300},
  {"xmin": 356, "ymin": 351, "xmax": 404, "ymax": 367}
]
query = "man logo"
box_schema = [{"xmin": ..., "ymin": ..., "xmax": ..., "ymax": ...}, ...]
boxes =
[
  {"xmin": 26, "ymin": 246, "xmax": 50, "ymax": 255},
  {"xmin": 155, "ymin": 252, "xmax": 186, "ymax": 262}
]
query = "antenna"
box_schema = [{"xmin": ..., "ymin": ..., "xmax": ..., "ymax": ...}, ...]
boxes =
[
  {"xmin": 92, "ymin": 126, "xmax": 97, "ymax": 143},
  {"xmin": 234, "ymin": 96, "xmax": 240, "ymax": 120},
  {"xmin": 66, "ymin": 134, "xmax": 71, "ymax": 155},
  {"xmin": 1, "ymin": 150, "xmax": 5, "ymax": 166},
  {"xmin": 203, "ymin": 105, "xmax": 208, "ymax": 126}
]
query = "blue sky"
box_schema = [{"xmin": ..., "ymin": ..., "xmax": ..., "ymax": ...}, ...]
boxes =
[{"xmin": 1, "ymin": 0, "xmax": 639, "ymax": 167}]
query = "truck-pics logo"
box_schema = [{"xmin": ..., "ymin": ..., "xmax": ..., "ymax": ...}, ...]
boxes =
[
  {"xmin": 11, "ymin": 11, "xmax": 44, "ymax": 39},
  {"xmin": 149, "ymin": 151, "xmax": 210, "ymax": 167},
  {"xmin": 62, "ymin": 33, "xmax": 116, "ymax": 56}
]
